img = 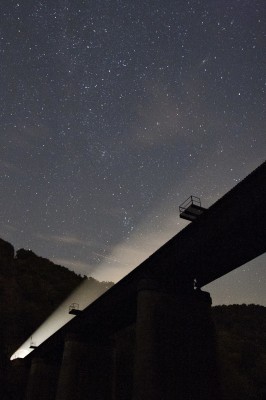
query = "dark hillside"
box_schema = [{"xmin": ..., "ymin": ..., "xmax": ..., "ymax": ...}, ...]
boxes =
[{"xmin": 0, "ymin": 241, "xmax": 85, "ymax": 358}]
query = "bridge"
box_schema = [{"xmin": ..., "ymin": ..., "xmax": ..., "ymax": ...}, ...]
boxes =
[{"xmin": 12, "ymin": 161, "xmax": 266, "ymax": 400}]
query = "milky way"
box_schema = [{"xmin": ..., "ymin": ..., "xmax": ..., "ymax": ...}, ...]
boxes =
[{"xmin": 1, "ymin": 0, "xmax": 265, "ymax": 305}]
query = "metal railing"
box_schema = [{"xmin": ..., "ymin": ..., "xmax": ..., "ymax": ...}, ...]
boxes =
[
  {"xmin": 69, "ymin": 303, "xmax": 79, "ymax": 313},
  {"xmin": 179, "ymin": 196, "xmax": 201, "ymax": 214}
]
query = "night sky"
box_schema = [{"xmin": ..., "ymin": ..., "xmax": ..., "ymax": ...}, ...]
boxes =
[{"xmin": 1, "ymin": 0, "xmax": 265, "ymax": 306}]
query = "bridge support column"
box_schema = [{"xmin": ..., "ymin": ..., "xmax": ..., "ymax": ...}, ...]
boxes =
[
  {"xmin": 9, "ymin": 358, "xmax": 29, "ymax": 400},
  {"xmin": 133, "ymin": 279, "xmax": 220, "ymax": 400},
  {"xmin": 25, "ymin": 357, "xmax": 59, "ymax": 400},
  {"xmin": 187, "ymin": 290, "xmax": 220, "ymax": 400},
  {"xmin": 112, "ymin": 325, "xmax": 135, "ymax": 400},
  {"xmin": 56, "ymin": 333, "xmax": 112, "ymax": 400}
]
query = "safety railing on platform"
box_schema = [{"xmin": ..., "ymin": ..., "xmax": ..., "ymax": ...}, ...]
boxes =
[{"xmin": 179, "ymin": 196, "xmax": 205, "ymax": 222}]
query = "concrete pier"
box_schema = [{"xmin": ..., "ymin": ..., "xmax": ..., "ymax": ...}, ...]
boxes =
[
  {"xmin": 133, "ymin": 280, "xmax": 220, "ymax": 400},
  {"xmin": 25, "ymin": 357, "xmax": 59, "ymax": 400},
  {"xmin": 112, "ymin": 325, "xmax": 135, "ymax": 400},
  {"xmin": 8, "ymin": 358, "xmax": 29, "ymax": 400},
  {"xmin": 56, "ymin": 333, "xmax": 112, "ymax": 400}
]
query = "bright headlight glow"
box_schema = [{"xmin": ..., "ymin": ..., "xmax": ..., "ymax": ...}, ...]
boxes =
[
  {"xmin": 10, "ymin": 219, "xmax": 185, "ymax": 361},
  {"xmin": 10, "ymin": 278, "xmax": 110, "ymax": 360}
]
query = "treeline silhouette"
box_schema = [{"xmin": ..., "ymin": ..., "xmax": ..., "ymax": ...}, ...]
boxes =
[
  {"xmin": 213, "ymin": 304, "xmax": 266, "ymax": 399},
  {"xmin": 0, "ymin": 238, "xmax": 265, "ymax": 399}
]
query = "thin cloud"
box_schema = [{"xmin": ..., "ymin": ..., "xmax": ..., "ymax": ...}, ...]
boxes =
[
  {"xmin": 0, "ymin": 224, "xmax": 19, "ymax": 233},
  {"xmin": 37, "ymin": 233, "xmax": 93, "ymax": 247}
]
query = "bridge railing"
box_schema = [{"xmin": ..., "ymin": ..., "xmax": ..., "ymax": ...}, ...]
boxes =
[{"xmin": 179, "ymin": 195, "xmax": 202, "ymax": 214}]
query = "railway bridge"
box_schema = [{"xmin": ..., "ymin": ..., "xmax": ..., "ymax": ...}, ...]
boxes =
[{"xmin": 12, "ymin": 161, "xmax": 266, "ymax": 400}]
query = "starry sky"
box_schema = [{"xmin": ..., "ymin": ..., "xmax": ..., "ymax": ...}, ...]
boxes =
[{"xmin": 1, "ymin": 0, "xmax": 265, "ymax": 306}]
